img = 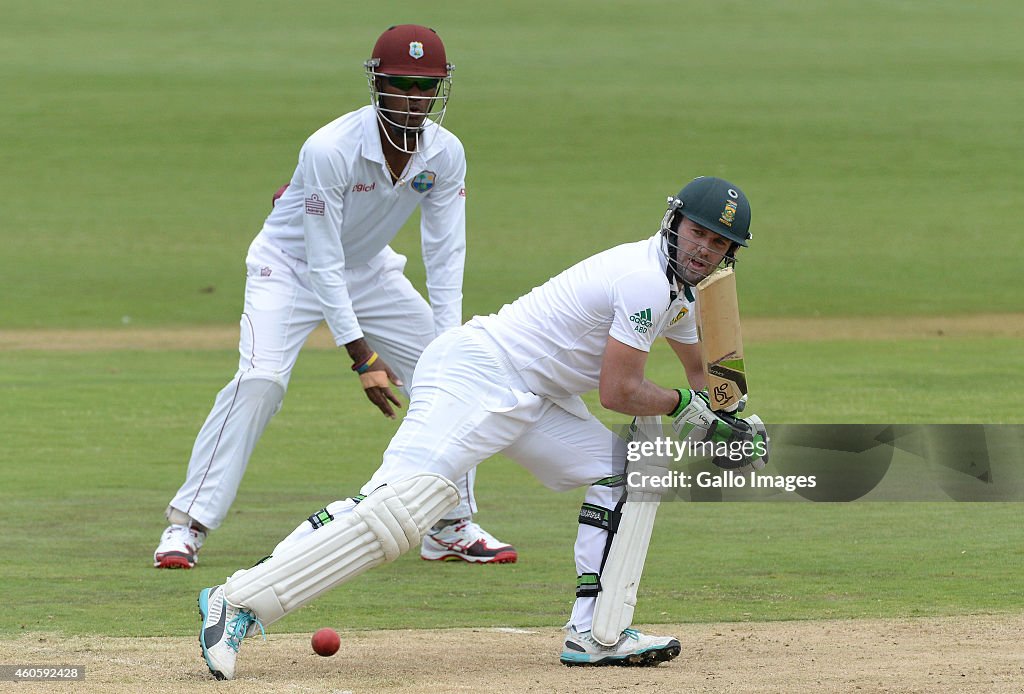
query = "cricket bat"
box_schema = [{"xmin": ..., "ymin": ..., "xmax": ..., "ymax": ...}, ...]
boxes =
[{"xmin": 695, "ymin": 267, "xmax": 747, "ymax": 412}]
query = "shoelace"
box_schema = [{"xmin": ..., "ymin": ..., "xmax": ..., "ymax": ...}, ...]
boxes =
[
  {"xmin": 460, "ymin": 521, "xmax": 502, "ymax": 545},
  {"xmin": 163, "ymin": 525, "xmax": 202, "ymax": 551},
  {"xmin": 569, "ymin": 628, "xmax": 643, "ymax": 653},
  {"xmin": 225, "ymin": 611, "xmax": 266, "ymax": 652},
  {"xmin": 163, "ymin": 525, "xmax": 191, "ymax": 544}
]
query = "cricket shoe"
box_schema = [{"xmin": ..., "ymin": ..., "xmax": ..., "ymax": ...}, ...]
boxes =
[
  {"xmin": 154, "ymin": 524, "xmax": 206, "ymax": 569},
  {"xmin": 198, "ymin": 584, "xmax": 263, "ymax": 681},
  {"xmin": 420, "ymin": 519, "xmax": 517, "ymax": 564},
  {"xmin": 560, "ymin": 626, "xmax": 681, "ymax": 667}
]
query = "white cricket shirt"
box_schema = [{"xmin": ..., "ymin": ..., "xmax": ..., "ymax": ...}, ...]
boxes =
[
  {"xmin": 257, "ymin": 105, "xmax": 467, "ymax": 345},
  {"xmin": 472, "ymin": 234, "xmax": 697, "ymax": 400}
]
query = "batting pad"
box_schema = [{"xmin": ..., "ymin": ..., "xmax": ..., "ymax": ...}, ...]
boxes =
[
  {"xmin": 224, "ymin": 473, "xmax": 458, "ymax": 626},
  {"xmin": 591, "ymin": 416, "xmax": 666, "ymax": 646}
]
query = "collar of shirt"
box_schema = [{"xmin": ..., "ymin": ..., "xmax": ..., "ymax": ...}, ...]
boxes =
[{"xmin": 649, "ymin": 234, "xmax": 694, "ymax": 303}]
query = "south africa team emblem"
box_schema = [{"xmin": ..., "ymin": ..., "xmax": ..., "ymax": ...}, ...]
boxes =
[
  {"xmin": 669, "ymin": 306, "xmax": 689, "ymax": 325},
  {"xmin": 719, "ymin": 199, "xmax": 737, "ymax": 227},
  {"xmin": 409, "ymin": 41, "xmax": 424, "ymax": 59},
  {"xmin": 411, "ymin": 171, "xmax": 436, "ymax": 193}
]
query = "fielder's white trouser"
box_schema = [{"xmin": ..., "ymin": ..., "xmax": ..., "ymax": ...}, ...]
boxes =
[
  {"xmin": 272, "ymin": 325, "xmax": 625, "ymax": 631},
  {"xmin": 169, "ymin": 238, "xmax": 477, "ymax": 530}
]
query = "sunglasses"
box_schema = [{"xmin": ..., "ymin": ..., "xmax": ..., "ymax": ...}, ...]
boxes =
[{"xmin": 386, "ymin": 75, "xmax": 441, "ymax": 91}]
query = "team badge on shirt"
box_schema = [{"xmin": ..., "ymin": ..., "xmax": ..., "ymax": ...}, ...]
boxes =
[
  {"xmin": 411, "ymin": 171, "xmax": 436, "ymax": 193},
  {"xmin": 409, "ymin": 41, "xmax": 424, "ymax": 59},
  {"xmin": 669, "ymin": 306, "xmax": 689, "ymax": 325}
]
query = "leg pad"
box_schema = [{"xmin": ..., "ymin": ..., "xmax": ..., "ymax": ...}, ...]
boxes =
[
  {"xmin": 224, "ymin": 473, "xmax": 458, "ymax": 626},
  {"xmin": 591, "ymin": 416, "xmax": 665, "ymax": 646}
]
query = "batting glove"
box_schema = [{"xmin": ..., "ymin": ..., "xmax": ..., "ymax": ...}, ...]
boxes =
[{"xmin": 670, "ymin": 390, "xmax": 769, "ymax": 471}]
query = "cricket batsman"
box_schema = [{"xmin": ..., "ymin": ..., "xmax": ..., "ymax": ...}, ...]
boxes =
[{"xmin": 195, "ymin": 176, "xmax": 770, "ymax": 678}]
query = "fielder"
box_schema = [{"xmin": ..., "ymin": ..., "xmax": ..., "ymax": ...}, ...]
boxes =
[
  {"xmin": 196, "ymin": 176, "xmax": 770, "ymax": 678},
  {"xmin": 154, "ymin": 25, "xmax": 515, "ymax": 570}
]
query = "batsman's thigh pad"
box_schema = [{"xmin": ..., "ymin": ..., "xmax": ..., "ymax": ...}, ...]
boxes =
[
  {"xmin": 223, "ymin": 473, "xmax": 458, "ymax": 626},
  {"xmin": 361, "ymin": 328, "xmax": 538, "ymax": 497},
  {"xmin": 504, "ymin": 403, "xmax": 623, "ymax": 492}
]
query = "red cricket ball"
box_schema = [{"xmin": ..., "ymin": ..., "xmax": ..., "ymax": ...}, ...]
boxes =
[{"xmin": 311, "ymin": 627, "xmax": 340, "ymax": 657}]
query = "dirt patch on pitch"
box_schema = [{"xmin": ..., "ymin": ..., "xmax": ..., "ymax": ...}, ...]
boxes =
[
  {"xmin": 0, "ymin": 313, "xmax": 1021, "ymax": 352},
  {"xmin": 1, "ymin": 615, "xmax": 1019, "ymax": 693}
]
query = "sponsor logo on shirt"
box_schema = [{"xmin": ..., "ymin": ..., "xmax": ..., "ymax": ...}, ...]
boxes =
[
  {"xmin": 630, "ymin": 308, "xmax": 653, "ymax": 334},
  {"xmin": 260, "ymin": 266, "xmax": 272, "ymax": 277},
  {"xmin": 458, "ymin": 187, "xmax": 466, "ymax": 198},
  {"xmin": 411, "ymin": 171, "xmax": 436, "ymax": 193},
  {"xmin": 669, "ymin": 306, "xmax": 689, "ymax": 325},
  {"xmin": 305, "ymin": 194, "xmax": 325, "ymax": 216},
  {"xmin": 351, "ymin": 182, "xmax": 376, "ymax": 193}
]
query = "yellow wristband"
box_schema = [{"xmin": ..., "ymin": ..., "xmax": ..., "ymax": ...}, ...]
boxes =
[{"xmin": 352, "ymin": 351, "xmax": 379, "ymax": 374}]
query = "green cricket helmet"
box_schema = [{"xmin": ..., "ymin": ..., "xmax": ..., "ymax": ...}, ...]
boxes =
[
  {"xmin": 659, "ymin": 176, "xmax": 752, "ymax": 285},
  {"xmin": 674, "ymin": 176, "xmax": 751, "ymax": 246}
]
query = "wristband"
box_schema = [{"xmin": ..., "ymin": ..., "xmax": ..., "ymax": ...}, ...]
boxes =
[
  {"xmin": 351, "ymin": 351, "xmax": 379, "ymax": 374},
  {"xmin": 669, "ymin": 388, "xmax": 690, "ymax": 418}
]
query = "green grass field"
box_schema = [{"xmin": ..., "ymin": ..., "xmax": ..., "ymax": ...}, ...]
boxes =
[{"xmin": 1, "ymin": 0, "xmax": 1022, "ymax": 648}]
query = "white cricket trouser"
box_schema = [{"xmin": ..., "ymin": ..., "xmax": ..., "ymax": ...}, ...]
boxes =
[
  {"xmin": 169, "ymin": 237, "xmax": 477, "ymax": 529},
  {"xmin": 353, "ymin": 325, "xmax": 625, "ymax": 630}
]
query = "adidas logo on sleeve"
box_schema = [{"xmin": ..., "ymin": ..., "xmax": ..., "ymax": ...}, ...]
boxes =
[{"xmin": 629, "ymin": 308, "xmax": 653, "ymax": 334}]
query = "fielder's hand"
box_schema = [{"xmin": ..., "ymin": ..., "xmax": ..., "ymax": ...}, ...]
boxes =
[
  {"xmin": 670, "ymin": 390, "xmax": 769, "ymax": 471},
  {"xmin": 357, "ymin": 356, "xmax": 403, "ymax": 419}
]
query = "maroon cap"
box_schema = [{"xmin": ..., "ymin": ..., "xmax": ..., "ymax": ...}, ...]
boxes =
[{"xmin": 370, "ymin": 24, "xmax": 449, "ymax": 77}]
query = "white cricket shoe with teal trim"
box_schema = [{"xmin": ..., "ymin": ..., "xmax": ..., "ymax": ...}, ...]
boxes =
[
  {"xmin": 198, "ymin": 584, "xmax": 263, "ymax": 680},
  {"xmin": 560, "ymin": 626, "xmax": 680, "ymax": 666}
]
